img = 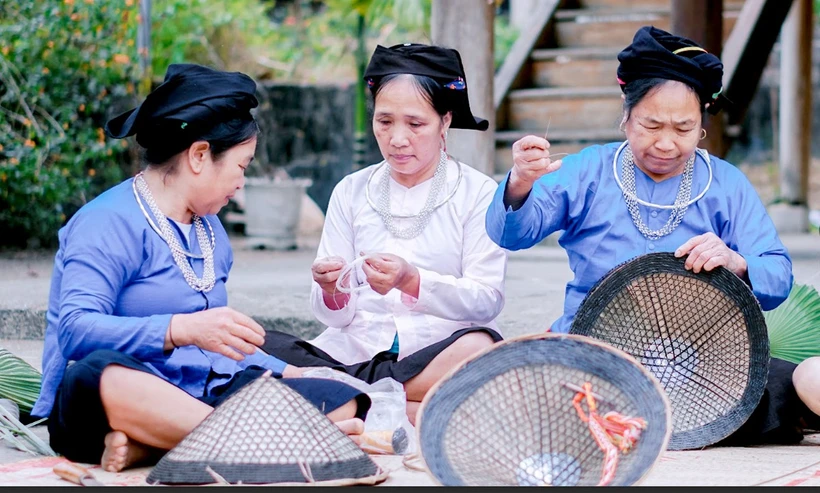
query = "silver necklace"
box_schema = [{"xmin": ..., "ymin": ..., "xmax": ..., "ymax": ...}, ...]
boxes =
[
  {"xmin": 365, "ymin": 150, "xmax": 463, "ymax": 218},
  {"xmin": 613, "ymin": 141, "xmax": 713, "ymax": 209},
  {"xmin": 132, "ymin": 173, "xmax": 216, "ymax": 292},
  {"xmin": 131, "ymin": 177, "xmax": 215, "ymax": 260},
  {"xmin": 368, "ymin": 150, "xmax": 454, "ymax": 239},
  {"xmin": 616, "ymin": 144, "xmax": 695, "ymax": 241}
]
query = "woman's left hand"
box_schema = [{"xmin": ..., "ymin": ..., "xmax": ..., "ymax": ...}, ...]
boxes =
[
  {"xmin": 361, "ymin": 253, "xmax": 420, "ymax": 297},
  {"xmin": 675, "ymin": 232, "xmax": 748, "ymax": 277}
]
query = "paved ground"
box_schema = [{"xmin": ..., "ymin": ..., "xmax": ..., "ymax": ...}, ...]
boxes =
[{"xmin": 0, "ymin": 233, "xmax": 817, "ymax": 485}]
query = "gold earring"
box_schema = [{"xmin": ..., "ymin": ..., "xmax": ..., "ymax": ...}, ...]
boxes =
[{"xmin": 700, "ymin": 129, "xmax": 707, "ymax": 140}]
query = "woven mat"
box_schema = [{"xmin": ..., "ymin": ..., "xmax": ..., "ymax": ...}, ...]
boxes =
[
  {"xmin": 0, "ymin": 456, "xmax": 151, "ymax": 486},
  {"xmin": 1, "ymin": 439, "xmax": 818, "ymax": 487},
  {"xmin": 0, "ymin": 455, "xmax": 413, "ymax": 487}
]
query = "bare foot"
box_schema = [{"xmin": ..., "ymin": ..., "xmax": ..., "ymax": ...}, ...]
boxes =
[
  {"xmin": 101, "ymin": 431, "xmax": 151, "ymax": 472},
  {"xmin": 335, "ymin": 418, "xmax": 364, "ymax": 446}
]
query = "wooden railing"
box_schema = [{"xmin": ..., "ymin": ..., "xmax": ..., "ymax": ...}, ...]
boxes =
[
  {"xmin": 720, "ymin": 0, "xmax": 796, "ymax": 127},
  {"xmin": 493, "ymin": 0, "xmax": 562, "ymax": 109}
]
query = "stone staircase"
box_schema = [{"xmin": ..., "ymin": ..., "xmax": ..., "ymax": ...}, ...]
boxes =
[{"xmin": 494, "ymin": 0, "xmax": 745, "ymax": 177}]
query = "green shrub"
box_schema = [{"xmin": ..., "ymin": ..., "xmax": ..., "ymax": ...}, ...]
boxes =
[{"xmin": 0, "ymin": 0, "xmax": 139, "ymax": 248}]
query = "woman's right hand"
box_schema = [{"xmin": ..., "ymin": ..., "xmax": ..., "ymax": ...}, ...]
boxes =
[
  {"xmin": 311, "ymin": 256, "xmax": 347, "ymax": 294},
  {"xmin": 167, "ymin": 307, "xmax": 266, "ymax": 361},
  {"xmin": 507, "ymin": 135, "xmax": 562, "ymax": 204}
]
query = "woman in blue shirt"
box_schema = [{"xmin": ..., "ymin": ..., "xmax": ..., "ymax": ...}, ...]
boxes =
[
  {"xmin": 33, "ymin": 64, "xmax": 369, "ymax": 472},
  {"xmin": 485, "ymin": 27, "xmax": 819, "ymax": 445}
]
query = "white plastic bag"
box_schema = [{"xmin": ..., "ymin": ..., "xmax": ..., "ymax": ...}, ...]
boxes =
[{"xmin": 301, "ymin": 368, "xmax": 416, "ymax": 455}]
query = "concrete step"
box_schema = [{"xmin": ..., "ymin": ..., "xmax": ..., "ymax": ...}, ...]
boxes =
[
  {"xmin": 494, "ymin": 128, "xmax": 624, "ymax": 174},
  {"xmin": 506, "ymin": 86, "xmax": 624, "ymax": 132},
  {"xmin": 553, "ymin": 8, "xmax": 740, "ymax": 48},
  {"xmin": 531, "ymin": 46, "xmax": 621, "ymax": 88},
  {"xmin": 574, "ymin": 0, "xmax": 745, "ymax": 10}
]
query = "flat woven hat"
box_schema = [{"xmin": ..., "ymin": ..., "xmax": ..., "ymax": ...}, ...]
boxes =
[
  {"xmin": 570, "ymin": 252, "xmax": 770, "ymax": 450},
  {"xmin": 416, "ymin": 333, "xmax": 671, "ymax": 486},
  {"xmin": 146, "ymin": 375, "xmax": 387, "ymax": 485}
]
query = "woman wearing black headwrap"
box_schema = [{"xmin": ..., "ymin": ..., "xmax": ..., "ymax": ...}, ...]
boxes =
[
  {"xmin": 261, "ymin": 44, "xmax": 507, "ymax": 425},
  {"xmin": 32, "ymin": 64, "xmax": 370, "ymax": 471},
  {"xmin": 485, "ymin": 26, "xmax": 819, "ymax": 445}
]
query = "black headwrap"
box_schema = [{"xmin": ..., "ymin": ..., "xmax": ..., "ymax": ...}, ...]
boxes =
[
  {"xmin": 363, "ymin": 43, "xmax": 488, "ymax": 131},
  {"xmin": 104, "ymin": 64, "xmax": 258, "ymax": 149},
  {"xmin": 617, "ymin": 26, "xmax": 725, "ymax": 114}
]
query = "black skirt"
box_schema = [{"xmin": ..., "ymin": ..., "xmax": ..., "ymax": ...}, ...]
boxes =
[
  {"xmin": 48, "ymin": 349, "xmax": 370, "ymax": 464},
  {"xmin": 718, "ymin": 357, "xmax": 820, "ymax": 446},
  {"xmin": 261, "ymin": 326, "xmax": 504, "ymax": 384}
]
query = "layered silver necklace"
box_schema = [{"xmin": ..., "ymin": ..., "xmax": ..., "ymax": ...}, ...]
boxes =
[
  {"xmin": 132, "ymin": 173, "xmax": 216, "ymax": 292},
  {"xmin": 366, "ymin": 150, "xmax": 458, "ymax": 239},
  {"xmin": 614, "ymin": 142, "xmax": 700, "ymax": 241}
]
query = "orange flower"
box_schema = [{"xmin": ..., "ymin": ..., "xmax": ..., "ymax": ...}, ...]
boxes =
[
  {"xmin": 70, "ymin": 13, "xmax": 80, "ymax": 21},
  {"xmin": 24, "ymin": 139, "xmax": 36, "ymax": 148},
  {"xmin": 0, "ymin": 144, "xmax": 4, "ymax": 152},
  {"xmin": 85, "ymin": 0, "xmax": 94, "ymax": 4},
  {"xmin": 96, "ymin": 127, "xmax": 105, "ymax": 144},
  {"xmin": 112, "ymin": 53, "xmax": 130, "ymax": 64},
  {"xmin": 41, "ymin": 67, "xmax": 50, "ymax": 75},
  {"xmin": 62, "ymin": 123, "xmax": 69, "ymax": 130},
  {"xmin": 88, "ymin": 169, "xmax": 96, "ymax": 177},
  {"xmin": 47, "ymin": 41, "xmax": 55, "ymax": 48},
  {"xmin": 22, "ymin": 118, "xmax": 31, "ymax": 127},
  {"xmin": 10, "ymin": 158, "xmax": 19, "ymax": 165},
  {"xmin": 125, "ymin": 0, "xmax": 133, "ymax": 5},
  {"xmin": 64, "ymin": 0, "xmax": 74, "ymax": 4},
  {"xmin": 79, "ymin": 104, "xmax": 86, "ymax": 112},
  {"xmin": 1, "ymin": 46, "xmax": 8, "ymax": 56}
]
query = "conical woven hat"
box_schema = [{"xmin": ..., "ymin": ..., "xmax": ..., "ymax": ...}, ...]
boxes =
[
  {"xmin": 570, "ymin": 252, "xmax": 770, "ymax": 450},
  {"xmin": 147, "ymin": 375, "xmax": 385, "ymax": 485},
  {"xmin": 416, "ymin": 334, "xmax": 671, "ymax": 487}
]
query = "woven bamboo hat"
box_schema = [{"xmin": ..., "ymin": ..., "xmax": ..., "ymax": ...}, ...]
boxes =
[
  {"xmin": 146, "ymin": 375, "xmax": 387, "ymax": 485},
  {"xmin": 570, "ymin": 252, "xmax": 770, "ymax": 450},
  {"xmin": 416, "ymin": 333, "xmax": 671, "ymax": 486}
]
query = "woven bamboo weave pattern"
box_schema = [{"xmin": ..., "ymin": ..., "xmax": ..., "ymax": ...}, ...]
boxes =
[
  {"xmin": 417, "ymin": 334, "xmax": 670, "ymax": 486},
  {"xmin": 147, "ymin": 375, "xmax": 380, "ymax": 485},
  {"xmin": 571, "ymin": 253, "xmax": 769, "ymax": 450}
]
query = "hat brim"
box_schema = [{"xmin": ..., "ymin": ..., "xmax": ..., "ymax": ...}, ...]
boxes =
[{"xmin": 570, "ymin": 252, "xmax": 769, "ymax": 450}]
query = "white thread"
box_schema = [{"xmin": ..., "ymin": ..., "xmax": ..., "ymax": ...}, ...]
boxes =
[{"xmin": 335, "ymin": 255, "xmax": 373, "ymax": 294}]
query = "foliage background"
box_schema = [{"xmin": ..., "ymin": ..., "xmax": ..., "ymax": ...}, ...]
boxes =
[
  {"xmin": 0, "ymin": 0, "xmax": 139, "ymax": 248},
  {"xmin": 0, "ymin": 0, "xmax": 516, "ymax": 247}
]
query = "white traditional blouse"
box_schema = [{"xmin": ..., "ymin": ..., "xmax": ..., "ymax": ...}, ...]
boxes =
[{"xmin": 309, "ymin": 158, "xmax": 508, "ymax": 365}]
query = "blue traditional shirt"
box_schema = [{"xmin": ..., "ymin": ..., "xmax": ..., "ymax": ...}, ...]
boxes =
[
  {"xmin": 33, "ymin": 178, "xmax": 286, "ymax": 418},
  {"xmin": 485, "ymin": 142, "xmax": 793, "ymax": 333}
]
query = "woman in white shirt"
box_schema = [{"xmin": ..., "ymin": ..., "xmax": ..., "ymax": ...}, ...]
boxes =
[{"xmin": 263, "ymin": 43, "xmax": 507, "ymax": 423}]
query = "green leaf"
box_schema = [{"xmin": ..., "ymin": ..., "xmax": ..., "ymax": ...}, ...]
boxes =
[
  {"xmin": 0, "ymin": 348, "xmax": 42, "ymax": 413},
  {"xmin": 764, "ymin": 283, "xmax": 820, "ymax": 364}
]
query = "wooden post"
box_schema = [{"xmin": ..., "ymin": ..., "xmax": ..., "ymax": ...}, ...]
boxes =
[
  {"xmin": 671, "ymin": 0, "xmax": 725, "ymax": 157},
  {"xmin": 431, "ymin": 0, "xmax": 495, "ymax": 176},
  {"xmin": 772, "ymin": 0, "xmax": 812, "ymax": 232}
]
